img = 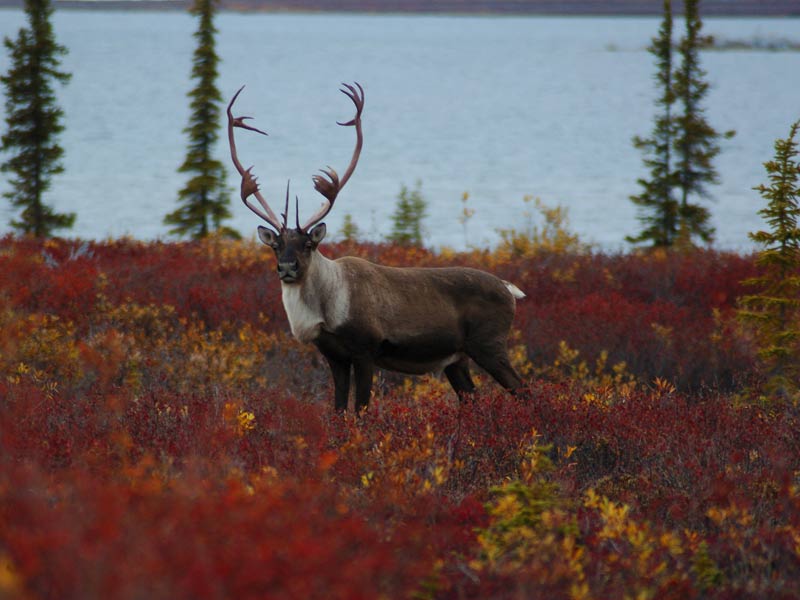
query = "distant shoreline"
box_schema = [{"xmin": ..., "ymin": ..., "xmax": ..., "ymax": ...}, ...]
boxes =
[{"xmin": 1, "ymin": 0, "xmax": 799, "ymax": 16}]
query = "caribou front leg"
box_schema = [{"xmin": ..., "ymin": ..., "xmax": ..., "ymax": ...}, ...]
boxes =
[
  {"xmin": 325, "ymin": 355, "xmax": 351, "ymax": 413},
  {"xmin": 316, "ymin": 333, "xmax": 353, "ymax": 412},
  {"xmin": 353, "ymin": 359, "xmax": 375, "ymax": 413}
]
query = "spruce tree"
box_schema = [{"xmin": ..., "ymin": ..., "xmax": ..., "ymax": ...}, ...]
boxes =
[
  {"xmin": 1, "ymin": 0, "xmax": 73, "ymax": 238},
  {"xmin": 672, "ymin": 0, "xmax": 734, "ymax": 244},
  {"xmin": 627, "ymin": 0, "xmax": 679, "ymax": 247},
  {"xmin": 340, "ymin": 213, "xmax": 360, "ymax": 242},
  {"xmin": 388, "ymin": 181, "xmax": 427, "ymax": 247},
  {"xmin": 165, "ymin": 0, "xmax": 236, "ymax": 239},
  {"xmin": 738, "ymin": 121, "xmax": 800, "ymax": 400}
]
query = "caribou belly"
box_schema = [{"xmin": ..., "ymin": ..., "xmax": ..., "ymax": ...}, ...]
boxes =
[{"xmin": 376, "ymin": 351, "xmax": 463, "ymax": 376}]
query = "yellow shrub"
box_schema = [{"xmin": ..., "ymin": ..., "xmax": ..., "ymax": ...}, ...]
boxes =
[
  {"xmin": 496, "ymin": 196, "xmax": 586, "ymax": 259},
  {"xmin": 537, "ymin": 341, "xmax": 637, "ymax": 404}
]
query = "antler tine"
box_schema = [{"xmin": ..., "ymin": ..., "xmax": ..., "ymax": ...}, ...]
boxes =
[
  {"xmin": 281, "ymin": 180, "xmax": 290, "ymax": 230},
  {"xmin": 301, "ymin": 82, "xmax": 365, "ymax": 232},
  {"xmin": 227, "ymin": 86, "xmax": 283, "ymax": 231},
  {"xmin": 336, "ymin": 82, "xmax": 364, "ymax": 189},
  {"xmin": 336, "ymin": 83, "xmax": 364, "ymax": 126}
]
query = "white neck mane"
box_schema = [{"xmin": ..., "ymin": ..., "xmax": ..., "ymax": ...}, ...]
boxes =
[{"xmin": 281, "ymin": 252, "xmax": 350, "ymax": 343}]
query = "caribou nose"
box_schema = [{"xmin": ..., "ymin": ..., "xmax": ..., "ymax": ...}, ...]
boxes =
[{"xmin": 277, "ymin": 260, "xmax": 299, "ymax": 281}]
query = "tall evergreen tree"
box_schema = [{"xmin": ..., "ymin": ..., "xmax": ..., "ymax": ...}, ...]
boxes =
[
  {"xmin": 672, "ymin": 0, "xmax": 734, "ymax": 244},
  {"xmin": 1, "ymin": 0, "xmax": 73, "ymax": 238},
  {"xmin": 627, "ymin": 0, "xmax": 679, "ymax": 247},
  {"xmin": 738, "ymin": 121, "xmax": 800, "ymax": 400},
  {"xmin": 165, "ymin": 0, "xmax": 236, "ymax": 239}
]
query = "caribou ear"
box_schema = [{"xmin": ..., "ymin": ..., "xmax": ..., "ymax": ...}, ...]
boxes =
[
  {"xmin": 309, "ymin": 223, "xmax": 327, "ymax": 245},
  {"xmin": 257, "ymin": 226, "xmax": 279, "ymax": 248}
]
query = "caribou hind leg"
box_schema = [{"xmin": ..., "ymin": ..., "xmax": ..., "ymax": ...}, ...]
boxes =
[
  {"xmin": 485, "ymin": 356, "xmax": 523, "ymax": 392},
  {"xmin": 464, "ymin": 312, "xmax": 524, "ymax": 393},
  {"xmin": 467, "ymin": 344, "xmax": 523, "ymax": 393}
]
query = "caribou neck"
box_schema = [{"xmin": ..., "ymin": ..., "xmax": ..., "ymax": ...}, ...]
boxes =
[{"xmin": 280, "ymin": 251, "xmax": 350, "ymax": 343}]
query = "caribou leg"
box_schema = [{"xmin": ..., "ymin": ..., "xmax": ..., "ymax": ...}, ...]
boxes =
[
  {"xmin": 444, "ymin": 356, "xmax": 477, "ymax": 401},
  {"xmin": 467, "ymin": 346, "xmax": 523, "ymax": 393},
  {"xmin": 353, "ymin": 359, "xmax": 375, "ymax": 413},
  {"xmin": 323, "ymin": 355, "xmax": 351, "ymax": 412}
]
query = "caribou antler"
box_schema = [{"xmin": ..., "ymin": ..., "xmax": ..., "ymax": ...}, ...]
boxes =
[
  {"xmin": 227, "ymin": 86, "xmax": 284, "ymax": 232},
  {"xmin": 301, "ymin": 82, "xmax": 364, "ymax": 232}
]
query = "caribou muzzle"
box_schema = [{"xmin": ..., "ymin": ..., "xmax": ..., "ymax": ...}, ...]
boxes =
[{"xmin": 277, "ymin": 260, "xmax": 300, "ymax": 283}]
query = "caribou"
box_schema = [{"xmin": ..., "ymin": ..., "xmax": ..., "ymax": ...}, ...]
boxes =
[{"xmin": 227, "ymin": 83, "xmax": 525, "ymax": 412}]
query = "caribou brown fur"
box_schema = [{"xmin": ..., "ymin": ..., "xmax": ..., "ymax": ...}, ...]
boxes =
[{"xmin": 229, "ymin": 83, "xmax": 525, "ymax": 411}]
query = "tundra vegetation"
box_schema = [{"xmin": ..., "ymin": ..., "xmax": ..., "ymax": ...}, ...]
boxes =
[{"xmin": 2, "ymin": 225, "xmax": 800, "ymax": 598}]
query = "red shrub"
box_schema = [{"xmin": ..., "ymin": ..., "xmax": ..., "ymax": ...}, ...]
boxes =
[{"xmin": 3, "ymin": 236, "xmax": 798, "ymax": 598}]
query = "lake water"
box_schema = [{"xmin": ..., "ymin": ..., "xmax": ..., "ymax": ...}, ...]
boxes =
[{"xmin": 0, "ymin": 10, "xmax": 798, "ymax": 251}]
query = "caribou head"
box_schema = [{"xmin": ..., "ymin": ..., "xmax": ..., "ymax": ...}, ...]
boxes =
[{"xmin": 227, "ymin": 83, "xmax": 363, "ymax": 285}]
